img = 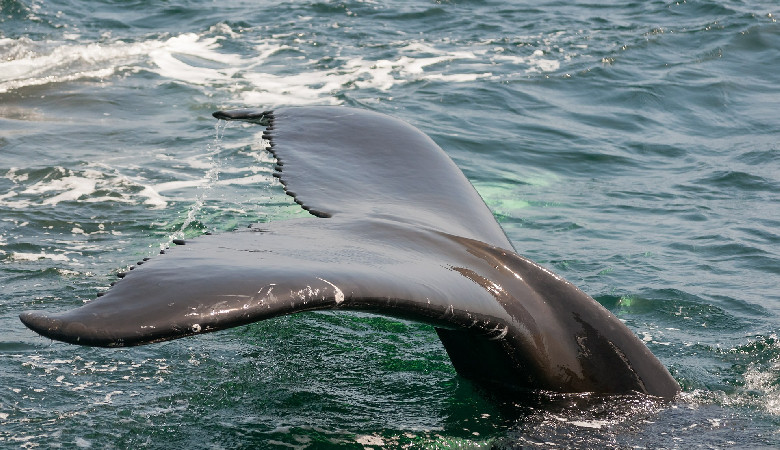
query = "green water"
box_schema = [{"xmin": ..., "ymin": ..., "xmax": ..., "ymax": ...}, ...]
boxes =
[{"xmin": 1, "ymin": 0, "xmax": 779, "ymax": 447}]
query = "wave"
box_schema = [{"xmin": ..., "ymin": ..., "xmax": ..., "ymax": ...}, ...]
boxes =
[
  {"xmin": 0, "ymin": 165, "xmax": 167, "ymax": 209},
  {"xmin": 0, "ymin": 23, "xmax": 568, "ymax": 105}
]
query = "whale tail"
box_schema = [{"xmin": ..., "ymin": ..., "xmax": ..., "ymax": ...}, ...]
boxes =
[{"xmin": 20, "ymin": 107, "xmax": 679, "ymax": 399}]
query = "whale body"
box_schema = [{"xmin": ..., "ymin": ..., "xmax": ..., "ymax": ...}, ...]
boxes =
[{"xmin": 20, "ymin": 107, "xmax": 679, "ymax": 399}]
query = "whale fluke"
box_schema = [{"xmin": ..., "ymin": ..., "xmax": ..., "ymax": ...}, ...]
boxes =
[{"xmin": 20, "ymin": 106, "xmax": 679, "ymax": 399}]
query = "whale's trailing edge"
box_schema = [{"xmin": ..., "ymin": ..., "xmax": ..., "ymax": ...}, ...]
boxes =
[{"xmin": 20, "ymin": 106, "xmax": 680, "ymax": 399}]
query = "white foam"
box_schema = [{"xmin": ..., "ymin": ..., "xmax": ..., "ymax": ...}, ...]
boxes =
[
  {"xmin": 153, "ymin": 180, "xmax": 204, "ymax": 193},
  {"xmin": 149, "ymin": 35, "xmax": 240, "ymax": 86},
  {"xmin": 1, "ymin": 27, "xmax": 565, "ymax": 104},
  {"xmin": 136, "ymin": 186, "xmax": 168, "ymax": 209},
  {"xmin": 3, "ymin": 166, "xmax": 171, "ymax": 210},
  {"xmin": 241, "ymin": 70, "xmax": 345, "ymax": 106},
  {"xmin": 15, "ymin": 168, "xmax": 97, "ymax": 206},
  {"xmin": 0, "ymin": 29, "xmax": 261, "ymax": 94},
  {"xmin": 743, "ymin": 351, "xmax": 780, "ymax": 415},
  {"xmin": 149, "ymin": 29, "xmax": 504, "ymax": 104},
  {"xmin": 530, "ymin": 58, "xmax": 560, "ymax": 73},
  {"xmin": 1, "ymin": 161, "xmax": 276, "ymax": 212},
  {"xmin": 488, "ymin": 52, "xmax": 560, "ymax": 74},
  {"xmin": 11, "ymin": 251, "xmax": 71, "ymax": 262},
  {"xmin": 425, "ymin": 73, "xmax": 491, "ymax": 82},
  {"xmin": 219, "ymin": 174, "xmax": 274, "ymax": 186},
  {"xmin": 0, "ymin": 36, "xmax": 161, "ymax": 93},
  {"xmin": 569, "ymin": 419, "xmax": 610, "ymax": 429},
  {"xmin": 6, "ymin": 168, "xmax": 28, "ymax": 183},
  {"xmin": 38, "ymin": 176, "xmax": 97, "ymax": 206}
]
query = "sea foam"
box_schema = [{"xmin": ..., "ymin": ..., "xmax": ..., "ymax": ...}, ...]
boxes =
[{"xmin": 1, "ymin": 25, "xmax": 564, "ymax": 105}]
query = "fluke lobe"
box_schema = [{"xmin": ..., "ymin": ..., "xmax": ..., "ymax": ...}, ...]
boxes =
[{"xmin": 20, "ymin": 106, "xmax": 680, "ymax": 399}]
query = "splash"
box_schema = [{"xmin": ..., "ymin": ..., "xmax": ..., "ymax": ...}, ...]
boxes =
[
  {"xmin": 170, "ymin": 121, "xmax": 226, "ymax": 242},
  {"xmin": 683, "ymin": 334, "xmax": 780, "ymax": 417},
  {"xmin": 737, "ymin": 334, "xmax": 780, "ymax": 416}
]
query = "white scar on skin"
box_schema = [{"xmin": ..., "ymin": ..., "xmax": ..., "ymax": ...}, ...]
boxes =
[{"xmin": 317, "ymin": 277, "xmax": 345, "ymax": 304}]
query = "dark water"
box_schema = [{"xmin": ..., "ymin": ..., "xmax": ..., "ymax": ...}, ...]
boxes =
[{"xmin": 1, "ymin": 0, "xmax": 778, "ymax": 447}]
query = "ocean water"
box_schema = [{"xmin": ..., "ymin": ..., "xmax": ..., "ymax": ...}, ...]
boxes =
[{"xmin": 1, "ymin": 0, "xmax": 778, "ymax": 447}]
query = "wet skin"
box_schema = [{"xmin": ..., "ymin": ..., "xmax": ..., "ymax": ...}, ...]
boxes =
[{"xmin": 21, "ymin": 107, "xmax": 680, "ymax": 399}]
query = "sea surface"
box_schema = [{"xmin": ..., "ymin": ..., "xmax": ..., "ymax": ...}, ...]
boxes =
[{"xmin": 1, "ymin": 0, "xmax": 778, "ymax": 448}]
